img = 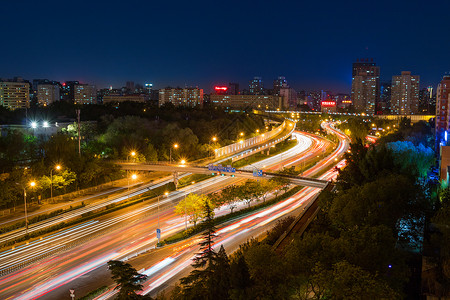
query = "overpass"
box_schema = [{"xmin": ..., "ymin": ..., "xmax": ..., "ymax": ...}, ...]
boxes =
[{"xmin": 116, "ymin": 161, "xmax": 329, "ymax": 189}]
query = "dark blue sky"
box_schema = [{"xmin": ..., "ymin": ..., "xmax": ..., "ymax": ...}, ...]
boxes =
[{"xmin": 1, "ymin": 0, "xmax": 449, "ymax": 93}]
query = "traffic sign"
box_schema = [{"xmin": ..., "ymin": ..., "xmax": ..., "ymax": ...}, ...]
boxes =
[
  {"xmin": 156, "ymin": 228, "xmax": 161, "ymax": 240},
  {"xmin": 69, "ymin": 289, "xmax": 75, "ymax": 299},
  {"xmin": 253, "ymin": 170, "xmax": 263, "ymax": 177}
]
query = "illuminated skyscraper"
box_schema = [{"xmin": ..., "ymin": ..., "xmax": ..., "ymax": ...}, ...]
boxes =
[
  {"xmin": 37, "ymin": 84, "xmax": 60, "ymax": 106},
  {"xmin": 273, "ymin": 76, "xmax": 287, "ymax": 95},
  {"xmin": 351, "ymin": 58, "xmax": 380, "ymax": 114},
  {"xmin": 436, "ymin": 75, "xmax": 450, "ymax": 137},
  {"xmin": 390, "ymin": 71, "xmax": 419, "ymax": 115},
  {"xmin": 158, "ymin": 87, "xmax": 203, "ymax": 107},
  {"xmin": 0, "ymin": 79, "xmax": 30, "ymax": 110},
  {"xmin": 249, "ymin": 77, "xmax": 264, "ymax": 95},
  {"xmin": 74, "ymin": 84, "xmax": 97, "ymax": 104}
]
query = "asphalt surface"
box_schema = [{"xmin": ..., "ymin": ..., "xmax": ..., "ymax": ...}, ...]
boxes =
[{"xmin": 0, "ymin": 128, "xmax": 349, "ymax": 299}]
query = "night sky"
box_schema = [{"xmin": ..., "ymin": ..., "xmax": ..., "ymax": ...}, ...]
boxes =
[{"xmin": 1, "ymin": 0, "xmax": 449, "ymax": 93}]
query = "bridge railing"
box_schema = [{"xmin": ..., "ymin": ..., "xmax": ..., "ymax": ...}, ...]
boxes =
[{"xmin": 214, "ymin": 120, "xmax": 292, "ymax": 158}]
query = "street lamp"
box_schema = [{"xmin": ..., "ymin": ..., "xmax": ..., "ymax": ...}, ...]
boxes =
[
  {"xmin": 50, "ymin": 164, "xmax": 61, "ymax": 203},
  {"xmin": 240, "ymin": 132, "xmax": 244, "ymax": 137},
  {"xmin": 157, "ymin": 191, "xmax": 169, "ymax": 244},
  {"xmin": 170, "ymin": 143, "xmax": 179, "ymax": 164},
  {"xmin": 209, "ymin": 136, "xmax": 218, "ymax": 156},
  {"xmin": 180, "ymin": 159, "xmax": 186, "ymax": 165},
  {"xmin": 24, "ymin": 181, "xmax": 36, "ymax": 235},
  {"xmin": 128, "ymin": 173, "xmax": 137, "ymax": 192}
]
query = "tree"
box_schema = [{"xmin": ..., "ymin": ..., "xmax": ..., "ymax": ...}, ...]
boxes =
[
  {"xmin": 210, "ymin": 245, "xmax": 231, "ymax": 299},
  {"xmin": 244, "ymin": 243, "xmax": 288, "ymax": 299},
  {"xmin": 310, "ymin": 261, "xmax": 401, "ymax": 300},
  {"xmin": 269, "ymin": 176, "xmax": 290, "ymax": 197},
  {"xmin": 174, "ymin": 193, "xmax": 212, "ymax": 226},
  {"xmin": 107, "ymin": 260, "xmax": 150, "ymax": 300},
  {"xmin": 179, "ymin": 201, "xmax": 218, "ymax": 299},
  {"xmin": 218, "ymin": 185, "xmax": 239, "ymax": 213}
]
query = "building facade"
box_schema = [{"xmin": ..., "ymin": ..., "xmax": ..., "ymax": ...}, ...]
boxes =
[
  {"xmin": 436, "ymin": 75, "xmax": 450, "ymax": 138},
  {"xmin": 0, "ymin": 80, "xmax": 30, "ymax": 110},
  {"xmin": 158, "ymin": 87, "xmax": 203, "ymax": 107},
  {"xmin": 279, "ymin": 84, "xmax": 297, "ymax": 109},
  {"xmin": 74, "ymin": 84, "xmax": 97, "ymax": 104},
  {"xmin": 103, "ymin": 94, "xmax": 147, "ymax": 104},
  {"xmin": 210, "ymin": 94, "xmax": 283, "ymax": 110},
  {"xmin": 351, "ymin": 59, "xmax": 380, "ymax": 114},
  {"xmin": 249, "ymin": 77, "xmax": 264, "ymax": 95},
  {"xmin": 273, "ymin": 76, "xmax": 287, "ymax": 95},
  {"xmin": 390, "ymin": 71, "xmax": 419, "ymax": 115},
  {"xmin": 37, "ymin": 84, "xmax": 60, "ymax": 106}
]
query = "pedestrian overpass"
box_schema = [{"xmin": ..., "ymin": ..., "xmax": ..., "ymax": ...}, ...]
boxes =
[{"xmin": 116, "ymin": 161, "xmax": 329, "ymax": 189}]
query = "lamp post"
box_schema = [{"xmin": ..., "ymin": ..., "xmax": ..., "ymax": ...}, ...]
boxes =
[
  {"xmin": 209, "ymin": 136, "xmax": 217, "ymax": 157},
  {"xmin": 24, "ymin": 181, "xmax": 36, "ymax": 235},
  {"xmin": 50, "ymin": 165, "xmax": 61, "ymax": 203},
  {"xmin": 157, "ymin": 191, "xmax": 169, "ymax": 244},
  {"xmin": 128, "ymin": 173, "xmax": 137, "ymax": 196},
  {"xmin": 170, "ymin": 143, "xmax": 179, "ymax": 164},
  {"xmin": 126, "ymin": 151, "xmax": 136, "ymax": 191}
]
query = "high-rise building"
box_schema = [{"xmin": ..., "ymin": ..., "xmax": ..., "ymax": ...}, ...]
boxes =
[
  {"xmin": 351, "ymin": 58, "xmax": 380, "ymax": 114},
  {"xmin": 273, "ymin": 76, "xmax": 287, "ymax": 95},
  {"xmin": 297, "ymin": 90, "xmax": 307, "ymax": 106},
  {"xmin": 144, "ymin": 83, "xmax": 153, "ymax": 94},
  {"xmin": 228, "ymin": 83, "xmax": 240, "ymax": 95},
  {"xmin": 37, "ymin": 84, "xmax": 60, "ymax": 106},
  {"xmin": 249, "ymin": 77, "xmax": 264, "ymax": 95},
  {"xmin": 62, "ymin": 81, "xmax": 79, "ymax": 102},
  {"xmin": 390, "ymin": 71, "xmax": 419, "ymax": 115},
  {"xmin": 379, "ymin": 81, "xmax": 391, "ymax": 112},
  {"xmin": 0, "ymin": 79, "xmax": 30, "ymax": 110},
  {"xmin": 307, "ymin": 91, "xmax": 321, "ymax": 111},
  {"xmin": 279, "ymin": 84, "xmax": 297, "ymax": 109},
  {"xmin": 126, "ymin": 81, "xmax": 135, "ymax": 92},
  {"xmin": 436, "ymin": 75, "xmax": 450, "ymax": 138},
  {"xmin": 74, "ymin": 84, "xmax": 97, "ymax": 104},
  {"xmin": 158, "ymin": 87, "xmax": 203, "ymax": 107},
  {"xmin": 419, "ymin": 86, "xmax": 434, "ymax": 114},
  {"xmin": 210, "ymin": 94, "xmax": 283, "ymax": 110}
]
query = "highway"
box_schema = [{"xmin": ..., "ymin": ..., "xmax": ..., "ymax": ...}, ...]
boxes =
[
  {"xmin": 0, "ymin": 130, "xmax": 327, "ymax": 300},
  {"xmin": 105, "ymin": 122, "xmax": 349, "ymax": 299}
]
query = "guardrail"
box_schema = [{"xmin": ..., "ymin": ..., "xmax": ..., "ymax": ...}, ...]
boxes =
[{"xmin": 214, "ymin": 120, "xmax": 291, "ymax": 158}]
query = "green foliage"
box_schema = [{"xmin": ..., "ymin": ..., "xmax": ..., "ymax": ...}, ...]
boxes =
[
  {"xmin": 175, "ymin": 202, "xmax": 231, "ymax": 299},
  {"xmin": 174, "ymin": 193, "xmax": 213, "ymax": 226},
  {"xmin": 107, "ymin": 260, "xmax": 150, "ymax": 300}
]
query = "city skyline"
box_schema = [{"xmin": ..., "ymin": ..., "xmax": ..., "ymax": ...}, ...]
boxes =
[{"xmin": 1, "ymin": 0, "xmax": 449, "ymax": 93}]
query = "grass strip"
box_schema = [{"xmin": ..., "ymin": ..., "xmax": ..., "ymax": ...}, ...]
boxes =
[{"xmin": 159, "ymin": 185, "xmax": 303, "ymax": 246}]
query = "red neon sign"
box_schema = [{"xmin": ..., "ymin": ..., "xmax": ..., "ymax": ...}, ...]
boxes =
[
  {"xmin": 214, "ymin": 86, "xmax": 228, "ymax": 91},
  {"xmin": 321, "ymin": 101, "xmax": 336, "ymax": 107}
]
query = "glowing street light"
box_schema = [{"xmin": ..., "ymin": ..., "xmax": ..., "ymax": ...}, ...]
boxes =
[
  {"xmin": 43, "ymin": 121, "xmax": 49, "ymax": 128},
  {"xmin": 23, "ymin": 181, "xmax": 36, "ymax": 234},
  {"xmin": 128, "ymin": 173, "xmax": 138, "ymax": 196},
  {"xmin": 240, "ymin": 132, "xmax": 244, "ymax": 137},
  {"xmin": 31, "ymin": 121, "xmax": 37, "ymax": 129},
  {"xmin": 170, "ymin": 144, "xmax": 179, "ymax": 164},
  {"xmin": 50, "ymin": 164, "xmax": 62, "ymax": 203},
  {"xmin": 180, "ymin": 159, "xmax": 186, "ymax": 165}
]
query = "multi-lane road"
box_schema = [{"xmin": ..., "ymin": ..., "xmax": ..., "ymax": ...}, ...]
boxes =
[{"xmin": 0, "ymin": 126, "xmax": 348, "ymax": 299}]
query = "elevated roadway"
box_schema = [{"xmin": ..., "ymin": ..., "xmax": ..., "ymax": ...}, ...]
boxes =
[{"xmin": 116, "ymin": 162, "xmax": 328, "ymax": 189}]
